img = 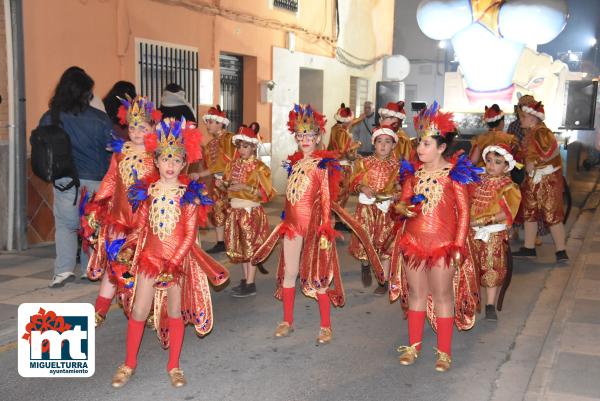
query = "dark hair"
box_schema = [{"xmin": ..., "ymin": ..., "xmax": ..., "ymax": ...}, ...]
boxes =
[
  {"xmin": 102, "ymin": 81, "xmax": 137, "ymax": 126},
  {"xmin": 431, "ymin": 132, "xmax": 457, "ymax": 157},
  {"xmin": 486, "ymin": 104, "xmax": 504, "ymax": 129},
  {"xmin": 49, "ymin": 66, "xmax": 94, "ymax": 123},
  {"xmin": 164, "ymin": 83, "xmax": 184, "ymax": 93}
]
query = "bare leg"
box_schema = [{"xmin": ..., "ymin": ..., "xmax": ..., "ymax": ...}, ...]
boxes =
[
  {"xmin": 524, "ymin": 221, "xmax": 537, "ymax": 249},
  {"xmin": 427, "ymin": 258, "xmax": 455, "ymax": 318},
  {"xmin": 549, "ymin": 223, "xmax": 566, "ymax": 252},
  {"xmin": 283, "ymin": 236, "xmax": 303, "ymax": 287},
  {"xmin": 246, "ymin": 263, "xmax": 257, "ymax": 284},
  {"xmin": 98, "ymin": 272, "xmax": 116, "ymax": 299},
  {"xmin": 131, "ymin": 275, "xmax": 155, "ymax": 322},
  {"xmin": 216, "ymin": 226, "xmax": 225, "ymax": 242},
  {"xmin": 485, "ymin": 286, "xmax": 499, "ymax": 306},
  {"xmin": 405, "ymin": 260, "xmax": 429, "ymax": 311},
  {"xmin": 382, "ymin": 258, "xmax": 390, "ymax": 281}
]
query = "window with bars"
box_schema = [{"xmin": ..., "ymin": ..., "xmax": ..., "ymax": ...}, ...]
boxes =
[
  {"xmin": 219, "ymin": 54, "xmax": 244, "ymax": 133},
  {"xmin": 273, "ymin": 0, "xmax": 298, "ymax": 13},
  {"xmin": 350, "ymin": 77, "xmax": 369, "ymax": 116},
  {"xmin": 136, "ymin": 39, "xmax": 199, "ymax": 113}
]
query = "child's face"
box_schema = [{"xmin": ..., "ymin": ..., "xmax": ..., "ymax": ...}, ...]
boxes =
[
  {"xmin": 295, "ymin": 131, "xmax": 319, "ymax": 154},
  {"xmin": 417, "ymin": 136, "xmax": 444, "ymax": 164},
  {"xmin": 485, "ymin": 152, "xmax": 509, "ymax": 176},
  {"xmin": 237, "ymin": 142, "xmax": 256, "ymax": 159},
  {"xmin": 374, "ymin": 135, "xmax": 395, "ymax": 158},
  {"xmin": 156, "ymin": 154, "xmax": 186, "ymax": 182},
  {"xmin": 128, "ymin": 122, "xmax": 151, "ymax": 145},
  {"xmin": 205, "ymin": 119, "xmax": 223, "ymax": 135}
]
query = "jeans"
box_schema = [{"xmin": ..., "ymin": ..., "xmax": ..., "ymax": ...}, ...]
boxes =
[{"xmin": 53, "ymin": 178, "xmax": 101, "ymax": 276}]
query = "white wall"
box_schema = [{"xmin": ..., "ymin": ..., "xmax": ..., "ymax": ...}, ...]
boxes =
[{"xmin": 271, "ymin": 46, "xmax": 383, "ymax": 191}]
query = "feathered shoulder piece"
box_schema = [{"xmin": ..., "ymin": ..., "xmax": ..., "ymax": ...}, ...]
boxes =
[
  {"xmin": 107, "ymin": 133, "xmax": 125, "ymax": 153},
  {"xmin": 179, "ymin": 175, "xmax": 214, "ymax": 227},
  {"xmin": 399, "ymin": 159, "xmax": 417, "ymax": 182},
  {"xmin": 449, "ymin": 151, "xmax": 483, "ymax": 185},
  {"xmin": 281, "ymin": 151, "xmax": 304, "ymax": 176},
  {"xmin": 127, "ymin": 169, "xmax": 160, "ymax": 212}
]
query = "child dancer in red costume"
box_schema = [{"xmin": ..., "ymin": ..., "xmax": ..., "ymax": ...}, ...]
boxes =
[
  {"xmin": 390, "ymin": 101, "xmax": 480, "ymax": 372},
  {"xmin": 222, "ymin": 123, "xmax": 275, "ymax": 297},
  {"xmin": 252, "ymin": 104, "xmax": 383, "ymax": 344},
  {"xmin": 82, "ymin": 96, "xmax": 161, "ymax": 327},
  {"xmin": 348, "ymin": 125, "xmax": 400, "ymax": 294},
  {"xmin": 111, "ymin": 118, "xmax": 229, "ymax": 388}
]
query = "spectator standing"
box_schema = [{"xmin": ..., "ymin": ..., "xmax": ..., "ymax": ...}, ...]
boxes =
[
  {"xmin": 39, "ymin": 66, "xmax": 113, "ymax": 287},
  {"xmin": 159, "ymin": 83, "xmax": 196, "ymax": 122},
  {"xmin": 102, "ymin": 81, "xmax": 137, "ymax": 139},
  {"xmin": 352, "ymin": 101, "xmax": 376, "ymax": 156}
]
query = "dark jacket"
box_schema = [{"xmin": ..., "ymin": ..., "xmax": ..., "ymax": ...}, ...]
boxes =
[{"xmin": 39, "ymin": 107, "xmax": 113, "ymax": 181}]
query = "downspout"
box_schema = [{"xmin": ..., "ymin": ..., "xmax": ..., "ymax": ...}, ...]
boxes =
[
  {"xmin": 8, "ymin": 0, "xmax": 26, "ymax": 250},
  {"xmin": 4, "ymin": 0, "xmax": 14, "ymax": 250}
]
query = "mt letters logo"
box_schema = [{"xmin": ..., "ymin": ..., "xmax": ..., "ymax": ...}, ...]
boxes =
[{"xmin": 18, "ymin": 303, "xmax": 95, "ymax": 377}]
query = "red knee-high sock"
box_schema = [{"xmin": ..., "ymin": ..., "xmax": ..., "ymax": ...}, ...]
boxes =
[
  {"xmin": 407, "ymin": 310, "xmax": 426, "ymax": 350},
  {"xmin": 317, "ymin": 293, "xmax": 331, "ymax": 328},
  {"xmin": 282, "ymin": 287, "xmax": 296, "ymax": 325},
  {"xmin": 167, "ymin": 317, "xmax": 185, "ymax": 371},
  {"xmin": 436, "ymin": 317, "xmax": 454, "ymax": 356},
  {"xmin": 94, "ymin": 295, "xmax": 112, "ymax": 316},
  {"xmin": 124, "ymin": 318, "xmax": 146, "ymax": 369}
]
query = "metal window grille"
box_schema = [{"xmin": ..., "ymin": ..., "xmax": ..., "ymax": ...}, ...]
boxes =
[
  {"xmin": 219, "ymin": 54, "xmax": 244, "ymax": 133},
  {"xmin": 137, "ymin": 39, "xmax": 199, "ymax": 112},
  {"xmin": 273, "ymin": 0, "xmax": 298, "ymax": 12},
  {"xmin": 350, "ymin": 77, "xmax": 369, "ymax": 116}
]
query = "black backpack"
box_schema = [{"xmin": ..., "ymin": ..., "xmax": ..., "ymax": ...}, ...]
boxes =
[{"xmin": 30, "ymin": 118, "xmax": 80, "ymax": 193}]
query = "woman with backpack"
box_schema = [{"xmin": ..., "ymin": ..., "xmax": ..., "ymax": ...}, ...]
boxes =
[{"xmin": 37, "ymin": 66, "xmax": 113, "ymax": 288}]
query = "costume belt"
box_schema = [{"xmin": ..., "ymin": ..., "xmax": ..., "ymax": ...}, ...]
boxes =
[
  {"xmin": 338, "ymin": 160, "xmax": 352, "ymax": 166},
  {"xmin": 472, "ymin": 223, "xmax": 507, "ymax": 243},
  {"xmin": 358, "ymin": 193, "xmax": 391, "ymax": 213},
  {"xmin": 230, "ymin": 198, "xmax": 260, "ymax": 212},
  {"xmin": 530, "ymin": 165, "xmax": 560, "ymax": 184}
]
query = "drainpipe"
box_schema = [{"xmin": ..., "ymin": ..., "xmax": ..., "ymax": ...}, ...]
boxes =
[{"xmin": 6, "ymin": 0, "xmax": 26, "ymax": 250}]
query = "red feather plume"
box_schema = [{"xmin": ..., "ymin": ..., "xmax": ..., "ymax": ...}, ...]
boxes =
[
  {"xmin": 144, "ymin": 132, "xmax": 158, "ymax": 154},
  {"xmin": 151, "ymin": 109, "xmax": 163, "ymax": 123},
  {"xmin": 117, "ymin": 105, "xmax": 128, "ymax": 125},
  {"xmin": 183, "ymin": 126, "xmax": 203, "ymax": 163}
]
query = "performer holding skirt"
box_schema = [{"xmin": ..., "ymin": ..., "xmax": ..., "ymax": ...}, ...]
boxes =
[
  {"xmin": 222, "ymin": 123, "xmax": 275, "ymax": 297},
  {"xmin": 252, "ymin": 104, "xmax": 384, "ymax": 344},
  {"xmin": 348, "ymin": 125, "xmax": 400, "ymax": 293},
  {"xmin": 111, "ymin": 118, "xmax": 229, "ymax": 388},
  {"xmin": 390, "ymin": 102, "xmax": 480, "ymax": 372},
  {"xmin": 469, "ymin": 144, "xmax": 521, "ymax": 321}
]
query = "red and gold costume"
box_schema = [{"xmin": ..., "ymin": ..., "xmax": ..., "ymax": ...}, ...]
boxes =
[
  {"xmin": 394, "ymin": 128, "xmax": 415, "ymax": 161},
  {"xmin": 327, "ymin": 104, "xmax": 361, "ymax": 206},
  {"xmin": 469, "ymin": 172, "xmax": 521, "ymax": 287},
  {"xmin": 522, "ymin": 120, "xmax": 563, "ymax": 226},
  {"xmin": 202, "ymin": 106, "xmax": 236, "ymax": 227},
  {"xmin": 223, "ymin": 127, "xmax": 275, "ymax": 263},
  {"xmin": 111, "ymin": 118, "xmax": 229, "ymax": 388},
  {"xmin": 470, "ymin": 131, "xmax": 517, "ymax": 168},
  {"xmin": 349, "ymin": 126, "xmax": 400, "ymax": 263},
  {"xmin": 389, "ymin": 101, "xmax": 481, "ymax": 371},
  {"xmin": 252, "ymin": 104, "xmax": 384, "ymax": 341}
]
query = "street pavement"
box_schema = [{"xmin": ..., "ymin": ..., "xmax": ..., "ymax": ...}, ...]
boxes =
[{"xmin": 0, "ymin": 169, "xmax": 599, "ymax": 401}]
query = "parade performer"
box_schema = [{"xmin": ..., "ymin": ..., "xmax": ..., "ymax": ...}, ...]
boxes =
[
  {"xmin": 82, "ymin": 96, "xmax": 161, "ymax": 327},
  {"xmin": 191, "ymin": 105, "xmax": 236, "ymax": 254},
  {"xmin": 469, "ymin": 104, "xmax": 517, "ymax": 167},
  {"xmin": 389, "ymin": 101, "xmax": 480, "ymax": 372},
  {"xmin": 348, "ymin": 125, "xmax": 400, "ymax": 292},
  {"xmin": 327, "ymin": 103, "xmax": 361, "ymax": 231},
  {"xmin": 469, "ymin": 144, "xmax": 521, "ymax": 321},
  {"xmin": 221, "ymin": 123, "xmax": 275, "ymax": 298},
  {"xmin": 512, "ymin": 97, "xmax": 568, "ymax": 263},
  {"xmin": 252, "ymin": 104, "xmax": 384, "ymax": 344},
  {"xmin": 111, "ymin": 118, "xmax": 229, "ymax": 388},
  {"xmin": 378, "ymin": 101, "xmax": 415, "ymax": 161}
]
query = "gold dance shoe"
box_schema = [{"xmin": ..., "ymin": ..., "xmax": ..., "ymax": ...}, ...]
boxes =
[
  {"xmin": 316, "ymin": 327, "xmax": 332, "ymax": 345},
  {"xmin": 168, "ymin": 368, "xmax": 187, "ymax": 388},
  {"xmin": 396, "ymin": 342, "xmax": 421, "ymax": 366},
  {"xmin": 94, "ymin": 312, "xmax": 105, "ymax": 328},
  {"xmin": 274, "ymin": 321, "xmax": 293, "ymax": 338},
  {"xmin": 434, "ymin": 349, "xmax": 452, "ymax": 372},
  {"xmin": 111, "ymin": 364, "xmax": 135, "ymax": 388}
]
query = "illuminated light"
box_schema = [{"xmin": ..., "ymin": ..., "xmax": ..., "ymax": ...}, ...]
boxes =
[
  {"xmin": 590, "ymin": 37, "xmax": 597, "ymax": 47},
  {"xmin": 568, "ymin": 52, "xmax": 579, "ymax": 62},
  {"xmin": 438, "ymin": 40, "xmax": 447, "ymax": 49}
]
